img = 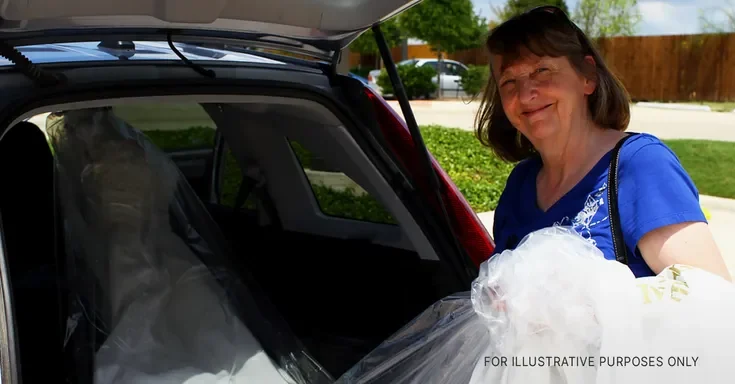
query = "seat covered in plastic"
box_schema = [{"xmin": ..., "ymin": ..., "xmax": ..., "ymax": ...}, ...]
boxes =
[{"xmin": 47, "ymin": 108, "xmax": 331, "ymax": 384}]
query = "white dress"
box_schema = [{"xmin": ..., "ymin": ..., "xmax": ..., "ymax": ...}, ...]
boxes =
[{"xmin": 337, "ymin": 226, "xmax": 735, "ymax": 384}]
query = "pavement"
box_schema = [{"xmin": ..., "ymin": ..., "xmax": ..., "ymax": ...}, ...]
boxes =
[
  {"xmin": 387, "ymin": 100, "xmax": 735, "ymax": 278},
  {"xmin": 386, "ymin": 100, "xmax": 735, "ymax": 142}
]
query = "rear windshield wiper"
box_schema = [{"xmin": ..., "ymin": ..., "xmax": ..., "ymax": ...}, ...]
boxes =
[{"xmin": 0, "ymin": 41, "xmax": 65, "ymax": 87}]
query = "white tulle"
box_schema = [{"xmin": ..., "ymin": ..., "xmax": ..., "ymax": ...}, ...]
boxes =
[{"xmin": 338, "ymin": 226, "xmax": 735, "ymax": 384}]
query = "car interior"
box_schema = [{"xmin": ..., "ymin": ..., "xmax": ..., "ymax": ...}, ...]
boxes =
[{"xmin": 0, "ymin": 96, "xmax": 467, "ymax": 382}]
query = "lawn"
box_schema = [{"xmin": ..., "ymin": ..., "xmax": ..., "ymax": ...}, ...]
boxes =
[
  {"xmin": 640, "ymin": 101, "xmax": 735, "ymax": 113},
  {"xmin": 138, "ymin": 123, "xmax": 735, "ymax": 216},
  {"xmin": 662, "ymin": 139, "xmax": 735, "ymax": 200},
  {"xmin": 421, "ymin": 126, "xmax": 735, "ymax": 208},
  {"xmin": 420, "ymin": 126, "xmax": 735, "ymax": 207},
  {"xmin": 683, "ymin": 102, "xmax": 735, "ymax": 113}
]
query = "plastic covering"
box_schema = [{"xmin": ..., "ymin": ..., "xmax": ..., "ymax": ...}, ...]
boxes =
[
  {"xmin": 337, "ymin": 226, "xmax": 735, "ymax": 384},
  {"xmin": 47, "ymin": 107, "xmax": 331, "ymax": 384}
]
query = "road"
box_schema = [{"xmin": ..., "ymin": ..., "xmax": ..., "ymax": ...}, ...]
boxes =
[{"xmin": 386, "ymin": 100, "xmax": 735, "ymax": 142}]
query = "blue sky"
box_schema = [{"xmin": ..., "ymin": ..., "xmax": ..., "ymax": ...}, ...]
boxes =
[{"xmin": 471, "ymin": 0, "xmax": 733, "ymax": 36}]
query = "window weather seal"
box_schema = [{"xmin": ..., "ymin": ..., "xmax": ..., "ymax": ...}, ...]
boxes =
[{"xmin": 0, "ymin": 40, "xmax": 66, "ymax": 87}]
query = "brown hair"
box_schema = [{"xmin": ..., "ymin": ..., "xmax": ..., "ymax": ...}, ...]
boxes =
[{"xmin": 474, "ymin": 6, "xmax": 631, "ymax": 163}]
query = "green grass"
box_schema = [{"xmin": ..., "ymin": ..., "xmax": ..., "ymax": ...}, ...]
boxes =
[
  {"xmin": 683, "ymin": 102, "xmax": 735, "ymax": 113},
  {"xmin": 113, "ymin": 104, "xmax": 216, "ymax": 132},
  {"xmin": 420, "ymin": 125, "xmax": 515, "ymax": 212},
  {"xmin": 644, "ymin": 101, "xmax": 735, "ymax": 113},
  {"xmin": 662, "ymin": 139, "xmax": 735, "ymax": 199},
  {"xmin": 143, "ymin": 126, "xmax": 216, "ymax": 151}
]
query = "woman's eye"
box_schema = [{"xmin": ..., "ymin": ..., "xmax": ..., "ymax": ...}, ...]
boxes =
[
  {"xmin": 536, "ymin": 67, "xmax": 549, "ymax": 73},
  {"xmin": 501, "ymin": 79, "xmax": 515, "ymax": 87}
]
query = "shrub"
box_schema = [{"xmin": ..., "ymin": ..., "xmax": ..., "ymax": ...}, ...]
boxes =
[
  {"xmin": 459, "ymin": 65, "xmax": 489, "ymax": 98},
  {"xmin": 376, "ymin": 64, "xmax": 437, "ymax": 99}
]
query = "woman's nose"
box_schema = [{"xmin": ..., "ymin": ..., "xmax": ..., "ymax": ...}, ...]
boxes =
[{"xmin": 518, "ymin": 78, "xmax": 538, "ymax": 104}]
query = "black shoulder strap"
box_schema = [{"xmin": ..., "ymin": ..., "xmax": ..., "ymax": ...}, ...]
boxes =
[{"xmin": 607, "ymin": 133, "xmax": 636, "ymax": 265}]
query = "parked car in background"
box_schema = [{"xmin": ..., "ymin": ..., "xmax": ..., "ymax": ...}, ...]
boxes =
[
  {"xmin": 367, "ymin": 58, "xmax": 469, "ymax": 98},
  {"xmin": 0, "ymin": 0, "xmax": 493, "ymax": 383}
]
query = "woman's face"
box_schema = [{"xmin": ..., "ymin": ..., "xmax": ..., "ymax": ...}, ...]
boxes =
[{"xmin": 492, "ymin": 51, "xmax": 596, "ymax": 142}]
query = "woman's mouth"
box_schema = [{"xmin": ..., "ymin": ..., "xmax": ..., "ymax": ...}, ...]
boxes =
[{"xmin": 522, "ymin": 104, "xmax": 553, "ymax": 118}]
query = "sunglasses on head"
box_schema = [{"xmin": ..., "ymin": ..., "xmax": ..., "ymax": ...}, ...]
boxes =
[{"xmin": 513, "ymin": 5, "xmax": 584, "ymax": 32}]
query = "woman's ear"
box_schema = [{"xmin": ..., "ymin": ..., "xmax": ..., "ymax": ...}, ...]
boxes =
[{"xmin": 582, "ymin": 55, "xmax": 597, "ymax": 95}]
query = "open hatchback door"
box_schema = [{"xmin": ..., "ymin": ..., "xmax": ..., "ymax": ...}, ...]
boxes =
[{"xmin": 0, "ymin": 0, "xmax": 418, "ymax": 61}]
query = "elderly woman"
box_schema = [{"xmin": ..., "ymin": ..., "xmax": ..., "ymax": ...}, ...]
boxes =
[{"xmin": 475, "ymin": 6, "xmax": 731, "ymax": 281}]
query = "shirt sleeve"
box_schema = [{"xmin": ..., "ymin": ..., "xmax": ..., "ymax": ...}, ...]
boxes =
[{"xmin": 617, "ymin": 139, "xmax": 707, "ymax": 250}]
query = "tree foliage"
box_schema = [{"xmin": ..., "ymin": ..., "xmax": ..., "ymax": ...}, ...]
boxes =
[
  {"xmin": 698, "ymin": 0, "xmax": 735, "ymax": 33},
  {"xmin": 571, "ymin": 0, "xmax": 641, "ymax": 38},
  {"xmin": 491, "ymin": 0, "xmax": 570, "ymax": 22},
  {"xmin": 399, "ymin": 0, "xmax": 488, "ymax": 54},
  {"xmin": 398, "ymin": 0, "xmax": 488, "ymax": 98}
]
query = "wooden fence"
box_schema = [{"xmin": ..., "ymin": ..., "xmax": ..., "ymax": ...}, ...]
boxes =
[{"xmin": 350, "ymin": 33, "xmax": 735, "ymax": 102}]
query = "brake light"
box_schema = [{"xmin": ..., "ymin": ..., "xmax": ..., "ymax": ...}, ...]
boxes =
[{"xmin": 363, "ymin": 88, "xmax": 495, "ymax": 267}]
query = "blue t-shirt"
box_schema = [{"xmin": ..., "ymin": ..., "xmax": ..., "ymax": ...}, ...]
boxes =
[{"xmin": 491, "ymin": 133, "xmax": 707, "ymax": 278}]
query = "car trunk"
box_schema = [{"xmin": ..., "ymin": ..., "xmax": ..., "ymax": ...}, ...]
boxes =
[
  {"xmin": 0, "ymin": 69, "xmax": 468, "ymax": 382},
  {"xmin": 205, "ymin": 203, "xmax": 458, "ymax": 378}
]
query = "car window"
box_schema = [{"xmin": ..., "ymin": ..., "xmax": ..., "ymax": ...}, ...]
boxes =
[
  {"xmin": 112, "ymin": 103, "xmax": 216, "ymax": 151},
  {"xmin": 443, "ymin": 63, "xmax": 465, "ymax": 76},
  {"xmin": 422, "ymin": 61, "xmax": 438, "ymax": 71},
  {"xmin": 217, "ymin": 143, "xmax": 259, "ymax": 209},
  {"xmin": 288, "ymin": 139, "xmax": 397, "ymax": 225}
]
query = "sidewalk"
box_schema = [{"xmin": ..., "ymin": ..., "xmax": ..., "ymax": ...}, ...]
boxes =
[{"xmin": 386, "ymin": 100, "xmax": 735, "ymax": 142}]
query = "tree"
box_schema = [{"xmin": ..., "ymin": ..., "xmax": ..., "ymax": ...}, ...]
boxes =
[
  {"xmin": 399, "ymin": 0, "xmax": 487, "ymax": 98},
  {"xmin": 571, "ymin": 0, "xmax": 641, "ymax": 38},
  {"xmin": 491, "ymin": 0, "xmax": 570, "ymax": 22},
  {"xmin": 698, "ymin": 0, "xmax": 735, "ymax": 33},
  {"xmin": 349, "ymin": 18, "xmax": 404, "ymax": 69}
]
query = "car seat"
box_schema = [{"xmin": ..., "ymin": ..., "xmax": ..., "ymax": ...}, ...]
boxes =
[
  {"xmin": 0, "ymin": 121, "xmax": 64, "ymax": 383},
  {"xmin": 46, "ymin": 108, "xmax": 332, "ymax": 384}
]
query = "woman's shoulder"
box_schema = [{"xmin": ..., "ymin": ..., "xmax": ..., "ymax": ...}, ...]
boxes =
[{"xmin": 619, "ymin": 132, "xmax": 680, "ymax": 166}]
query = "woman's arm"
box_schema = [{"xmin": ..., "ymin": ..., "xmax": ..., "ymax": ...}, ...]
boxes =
[
  {"xmin": 638, "ymin": 222, "xmax": 731, "ymax": 281},
  {"xmin": 618, "ymin": 135, "xmax": 731, "ymax": 282}
]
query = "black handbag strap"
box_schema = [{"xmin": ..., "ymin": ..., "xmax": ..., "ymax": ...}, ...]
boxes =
[{"xmin": 607, "ymin": 133, "xmax": 637, "ymax": 265}]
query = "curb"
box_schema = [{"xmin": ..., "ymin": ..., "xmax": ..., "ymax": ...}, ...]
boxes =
[
  {"xmin": 700, "ymin": 195, "xmax": 735, "ymax": 213},
  {"xmin": 636, "ymin": 102, "xmax": 711, "ymax": 112}
]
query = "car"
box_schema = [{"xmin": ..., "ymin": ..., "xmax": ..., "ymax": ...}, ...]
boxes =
[
  {"xmin": 0, "ymin": 0, "xmax": 494, "ymax": 383},
  {"xmin": 367, "ymin": 58, "xmax": 470, "ymax": 98}
]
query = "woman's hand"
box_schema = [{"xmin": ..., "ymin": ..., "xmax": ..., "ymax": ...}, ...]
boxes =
[{"xmin": 638, "ymin": 222, "xmax": 732, "ymax": 282}]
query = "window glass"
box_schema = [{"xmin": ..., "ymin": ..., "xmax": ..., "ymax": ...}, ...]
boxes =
[
  {"xmin": 218, "ymin": 143, "xmax": 258, "ymax": 210},
  {"xmin": 288, "ymin": 139, "xmax": 397, "ymax": 225},
  {"xmin": 444, "ymin": 63, "xmax": 465, "ymax": 76},
  {"xmin": 422, "ymin": 61, "xmax": 438, "ymax": 71},
  {"xmin": 112, "ymin": 103, "xmax": 216, "ymax": 151}
]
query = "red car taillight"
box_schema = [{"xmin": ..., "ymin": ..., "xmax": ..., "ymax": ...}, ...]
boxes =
[{"xmin": 363, "ymin": 88, "xmax": 495, "ymax": 267}]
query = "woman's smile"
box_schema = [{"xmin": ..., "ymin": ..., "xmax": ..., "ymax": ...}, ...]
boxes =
[{"xmin": 522, "ymin": 103, "xmax": 554, "ymax": 121}]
